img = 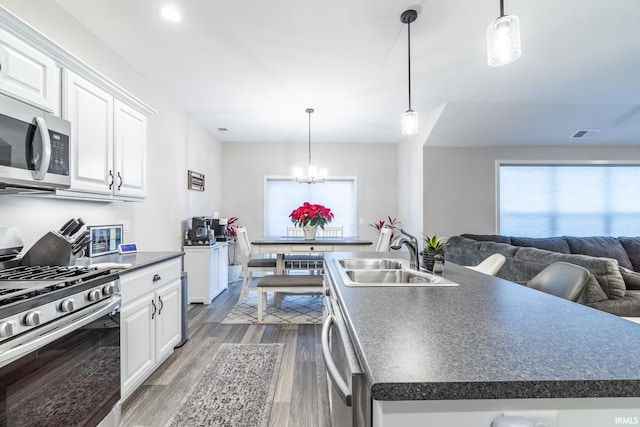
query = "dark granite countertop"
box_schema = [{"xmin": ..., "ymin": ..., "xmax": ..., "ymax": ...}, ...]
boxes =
[
  {"xmin": 89, "ymin": 251, "xmax": 183, "ymax": 274},
  {"xmin": 324, "ymin": 252, "xmax": 640, "ymax": 401}
]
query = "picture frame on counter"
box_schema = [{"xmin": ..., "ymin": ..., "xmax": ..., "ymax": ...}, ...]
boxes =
[
  {"xmin": 88, "ymin": 224, "xmax": 123, "ymax": 257},
  {"xmin": 188, "ymin": 170, "xmax": 205, "ymax": 191}
]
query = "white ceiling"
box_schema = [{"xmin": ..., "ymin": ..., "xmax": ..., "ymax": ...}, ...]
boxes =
[{"xmin": 53, "ymin": 0, "xmax": 640, "ymax": 147}]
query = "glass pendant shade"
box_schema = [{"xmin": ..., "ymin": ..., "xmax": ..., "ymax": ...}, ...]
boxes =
[
  {"xmin": 402, "ymin": 110, "xmax": 419, "ymax": 135},
  {"xmin": 486, "ymin": 14, "xmax": 521, "ymax": 67}
]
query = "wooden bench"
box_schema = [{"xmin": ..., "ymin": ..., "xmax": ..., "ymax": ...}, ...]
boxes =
[{"xmin": 256, "ymin": 275, "xmax": 324, "ymax": 322}]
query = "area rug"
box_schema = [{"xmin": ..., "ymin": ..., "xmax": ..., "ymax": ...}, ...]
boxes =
[
  {"xmin": 166, "ymin": 343, "xmax": 283, "ymax": 427},
  {"xmin": 222, "ymin": 291, "xmax": 323, "ymax": 325}
]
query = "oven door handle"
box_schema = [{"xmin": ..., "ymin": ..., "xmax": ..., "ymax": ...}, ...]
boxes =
[
  {"xmin": 321, "ymin": 313, "xmax": 353, "ymax": 406},
  {"xmin": 0, "ymin": 297, "xmax": 121, "ymax": 367}
]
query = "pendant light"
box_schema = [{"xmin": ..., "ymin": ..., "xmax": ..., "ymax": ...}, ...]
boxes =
[
  {"xmin": 401, "ymin": 9, "xmax": 418, "ymax": 136},
  {"xmin": 486, "ymin": 0, "xmax": 521, "ymax": 67},
  {"xmin": 294, "ymin": 108, "xmax": 327, "ymax": 184}
]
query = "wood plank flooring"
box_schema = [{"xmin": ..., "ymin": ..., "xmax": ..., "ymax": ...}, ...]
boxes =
[{"xmin": 120, "ymin": 281, "xmax": 330, "ymax": 427}]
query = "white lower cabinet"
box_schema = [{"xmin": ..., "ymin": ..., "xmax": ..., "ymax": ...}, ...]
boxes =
[
  {"xmin": 183, "ymin": 243, "xmax": 228, "ymax": 304},
  {"xmin": 121, "ymin": 258, "xmax": 182, "ymax": 401}
]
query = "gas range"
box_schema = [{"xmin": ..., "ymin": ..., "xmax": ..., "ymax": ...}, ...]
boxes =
[{"xmin": 0, "ymin": 265, "xmax": 120, "ymax": 346}]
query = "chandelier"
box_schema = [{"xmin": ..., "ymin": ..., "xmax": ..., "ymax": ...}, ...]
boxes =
[{"xmin": 294, "ymin": 108, "xmax": 327, "ymax": 184}]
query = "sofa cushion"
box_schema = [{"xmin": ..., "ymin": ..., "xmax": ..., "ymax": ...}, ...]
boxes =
[
  {"xmin": 510, "ymin": 236, "xmax": 571, "ymax": 254},
  {"xmin": 564, "ymin": 236, "xmax": 633, "ymax": 270},
  {"xmin": 445, "ymin": 236, "xmax": 517, "ymax": 267},
  {"xmin": 460, "ymin": 234, "xmax": 512, "ymax": 244},
  {"xmin": 619, "ymin": 267, "xmax": 640, "ymax": 290},
  {"xmin": 618, "ymin": 237, "xmax": 640, "ymax": 272},
  {"xmin": 513, "ymin": 246, "xmax": 624, "ymax": 301}
]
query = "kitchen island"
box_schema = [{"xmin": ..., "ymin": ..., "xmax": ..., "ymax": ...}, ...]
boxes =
[{"xmin": 323, "ymin": 252, "xmax": 640, "ymax": 426}]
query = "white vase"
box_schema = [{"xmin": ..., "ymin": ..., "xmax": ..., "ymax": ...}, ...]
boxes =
[{"xmin": 303, "ymin": 225, "xmax": 318, "ymax": 240}]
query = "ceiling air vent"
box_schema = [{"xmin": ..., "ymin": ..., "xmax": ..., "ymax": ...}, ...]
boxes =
[
  {"xmin": 571, "ymin": 129, "xmax": 601, "ymax": 139},
  {"xmin": 217, "ymin": 127, "xmax": 231, "ymax": 133}
]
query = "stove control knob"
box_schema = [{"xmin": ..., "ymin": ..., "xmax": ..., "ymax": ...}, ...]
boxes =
[
  {"xmin": 102, "ymin": 284, "xmax": 115, "ymax": 296},
  {"xmin": 60, "ymin": 299, "xmax": 75, "ymax": 313},
  {"xmin": 88, "ymin": 289, "xmax": 102, "ymax": 302},
  {"xmin": 25, "ymin": 311, "xmax": 42, "ymax": 327},
  {"xmin": 0, "ymin": 320, "xmax": 16, "ymax": 338}
]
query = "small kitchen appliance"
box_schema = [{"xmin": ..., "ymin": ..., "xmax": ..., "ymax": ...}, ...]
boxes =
[{"xmin": 187, "ymin": 216, "xmax": 215, "ymax": 245}]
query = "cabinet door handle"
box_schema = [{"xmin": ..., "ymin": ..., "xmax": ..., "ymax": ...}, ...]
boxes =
[
  {"xmin": 152, "ymin": 274, "xmax": 161, "ymax": 282},
  {"xmin": 158, "ymin": 295, "xmax": 164, "ymax": 315},
  {"xmin": 117, "ymin": 172, "xmax": 123, "ymax": 190},
  {"xmin": 108, "ymin": 170, "xmax": 114, "ymax": 189},
  {"xmin": 151, "ymin": 299, "xmax": 157, "ymax": 320}
]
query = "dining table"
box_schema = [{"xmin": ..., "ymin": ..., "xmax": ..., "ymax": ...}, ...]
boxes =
[{"xmin": 251, "ymin": 236, "xmax": 373, "ymax": 274}]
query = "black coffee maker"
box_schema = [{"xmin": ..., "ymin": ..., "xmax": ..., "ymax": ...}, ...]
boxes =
[{"xmin": 188, "ymin": 217, "xmax": 213, "ymax": 243}]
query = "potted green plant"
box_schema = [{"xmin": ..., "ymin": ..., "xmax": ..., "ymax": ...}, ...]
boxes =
[
  {"xmin": 225, "ymin": 216, "xmax": 242, "ymax": 281},
  {"xmin": 421, "ymin": 234, "xmax": 445, "ymax": 271}
]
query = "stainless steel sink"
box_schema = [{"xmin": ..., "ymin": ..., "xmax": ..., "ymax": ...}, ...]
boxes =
[
  {"xmin": 333, "ymin": 258, "xmax": 459, "ymax": 287},
  {"xmin": 338, "ymin": 258, "xmax": 405, "ymax": 270},
  {"xmin": 345, "ymin": 269, "xmax": 436, "ymax": 284}
]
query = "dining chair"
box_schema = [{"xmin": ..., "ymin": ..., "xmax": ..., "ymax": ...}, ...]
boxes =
[
  {"xmin": 465, "ymin": 253, "xmax": 506, "ymax": 276},
  {"xmin": 317, "ymin": 226, "xmax": 344, "ymax": 238},
  {"xmin": 373, "ymin": 227, "xmax": 392, "ymax": 252},
  {"xmin": 526, "ymin": 261, "xmax": 590, "ymax": 302},
  {"xmin": 236, "ymin": 227, "xmax": 277, "ymax": 301},
  {"xmin": 286, "ymin": 226, "xmax": 303, "ymax": 237}
]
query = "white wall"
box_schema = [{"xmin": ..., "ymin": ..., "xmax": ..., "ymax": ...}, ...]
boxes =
[
  {"xmin": 221, "ymin": 142, "xmax": 397, "ymax": 244},
  {"xmin": 423, "ymin": 145, "xmax": 640, "ymax": 238},
  {"xmin": 0, "ymin": 0, "xmax": 222, "ymax": 252}
]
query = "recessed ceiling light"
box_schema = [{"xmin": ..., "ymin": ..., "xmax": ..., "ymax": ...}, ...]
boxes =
[{"xmin": 160, "ymin": 6, "xmax": 181, "ymax": 22}]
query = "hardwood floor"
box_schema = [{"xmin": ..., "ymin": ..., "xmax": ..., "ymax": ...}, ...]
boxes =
[{"xmin": 120, "ymin": 281, "xmax": 330, "ymax": 427}]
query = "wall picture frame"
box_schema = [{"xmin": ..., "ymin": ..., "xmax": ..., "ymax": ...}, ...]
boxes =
[{"xmin": 188, "ymin": 170, "xmax": 205, "ymax": 191}]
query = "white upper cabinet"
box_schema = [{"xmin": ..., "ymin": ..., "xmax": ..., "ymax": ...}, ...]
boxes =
[
  {"xmin": 0, "ymin": 26, "xmax": 60, "ymax": 114},
  {"xmin": 114, "ymin": 99, "xmax": 147, "ymax": 198},
  {"xmin": 63, "ymin": 70, "xmax": 147, "ymax": 199},
  {"xmin": 64, "ymin": 69, "xmax": 114, "ymax": 195}
]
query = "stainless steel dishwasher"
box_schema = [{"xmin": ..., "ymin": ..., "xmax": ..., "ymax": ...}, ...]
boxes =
[{"xmin": 322, "ymin": 298, "xmax": 371, "ymax": 427}]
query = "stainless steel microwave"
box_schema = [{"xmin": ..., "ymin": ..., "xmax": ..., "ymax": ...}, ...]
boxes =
[{"xmin": 0, "ymin": 93, "xmax": 71, "ymax": 192}]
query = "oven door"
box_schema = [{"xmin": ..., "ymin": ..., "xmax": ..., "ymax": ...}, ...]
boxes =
[{"xmin": 0, "ymin": 296, "xmax": 121, "ymax": 427}]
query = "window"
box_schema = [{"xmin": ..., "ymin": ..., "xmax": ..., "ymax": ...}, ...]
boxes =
[
  {"xmin": 265, "ymin": 178, "xmax": 357, "ymax": 236},
  {"xmin": 499, "ymin": 163, "xmax": 640, "ymax": 237}
]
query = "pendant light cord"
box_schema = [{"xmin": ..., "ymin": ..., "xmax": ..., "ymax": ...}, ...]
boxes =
[
  {"xmin": 499, "ymin": 0, "xmax": 505, "ymax": 17},
  {"xmin": 307, "ymin": 108, "xmax": 313, "ymax": 167},
  {"xmin": 407, "ymin": 19, "xmax": 412, "ymax": 111}
]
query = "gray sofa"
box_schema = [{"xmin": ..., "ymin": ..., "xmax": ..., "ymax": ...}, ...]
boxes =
[{"xmin": 445, "ymin": 234, "xmax": 640, "ymax": 317}]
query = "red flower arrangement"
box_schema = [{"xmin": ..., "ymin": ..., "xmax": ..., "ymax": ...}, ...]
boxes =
[{"xmin": 289, "ymin": 202, "xmax": 334, "ymax": 229}]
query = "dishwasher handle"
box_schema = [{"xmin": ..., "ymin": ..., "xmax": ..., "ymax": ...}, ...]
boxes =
[{"xmin": 321, "ymin": 313, "xmax": 353, "ymax": 406}]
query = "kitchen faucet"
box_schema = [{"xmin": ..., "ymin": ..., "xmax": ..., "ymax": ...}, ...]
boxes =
[{"xmin": 391, "ymin": 229, "xmax": 420, "ymax": 270}]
